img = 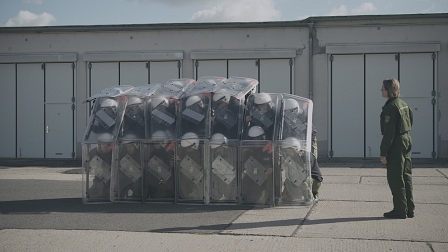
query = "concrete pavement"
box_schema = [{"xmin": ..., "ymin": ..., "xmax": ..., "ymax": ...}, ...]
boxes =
[{"xmin": 0, "ymin": 161, "xmax": 447, "ymax": 252}]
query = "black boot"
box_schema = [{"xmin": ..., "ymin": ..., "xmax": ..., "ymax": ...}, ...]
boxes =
[
  {"xmin": 407, "ymin": 210, "xmax": 414, "ymax": 218},
  {"xmin": 383, "ymin": 210, "xmax": 406, "ymax": 219}
]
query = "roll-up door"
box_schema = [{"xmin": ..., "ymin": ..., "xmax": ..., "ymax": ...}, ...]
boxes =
[
  {"xmin": 0, "ymin": 64, "xmax": 16, "ymax": 157},
  {"xmin": 120, "ymin": 62, "xmax": 148, "ymax": 86},
  {"xmin": 400, "ymin": 53, "xmax": 435, "ymax": 158},
  {"xmin": 150, "ymin": 61, "xmax": 181, "ymax": 84},
  {"xmin": 330, "ymin": 55, "xmax": 364, "ymax": 157},
  {"xmin": 45, "ymin": 63, "xmax": 75, "ymax": 158},
  {"xmin": 365, "ymin": 54, "xmax": 398, "ymax": 157},
  {"xmin": 17, "ymin": 63, "xmax": 45, "ymax": 158},
  {"xmin": 259, "ymin": 59, "xmax": 292, "ymax": 94}
]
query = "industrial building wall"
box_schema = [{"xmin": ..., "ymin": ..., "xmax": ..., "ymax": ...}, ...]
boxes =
[
  {"xmin": 310, "ymin": 16, "xmax": 447, "ymax": 158},
  {"xmin": 0, "ymin": 15, "xmax": 447, "ymax": 159}
]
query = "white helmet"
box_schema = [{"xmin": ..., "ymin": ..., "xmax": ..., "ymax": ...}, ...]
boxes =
[
  {"xmin": 97, "ymin": 132, "xmax": 113, "ymax": 143},
  {"xmin": 181, "ymin": 132, "xmax": 199, "ymax": 149},
  {"xmin": 100, "ymin": 98, "xmax": 117, "ymax": 108},
  {"xmin": 248, "ymin": 126, "xmax": 265, "ymax": 138},
  {"xmin": 254, "ymin": 93, "xmax": 271, "ymax": 105},
  {"xmin": 151, "ymin": 96, "xmax": 168, "ymax": 108},
  {"xmin": 185, "ymin": 95, "xmax": 202, "ymax": 107},
  {"xmin": 213, "ymin": 93, "xmax": 231, "ymax": 104},
  {"xmin": 151, "ymin": 130, "xmax": 168, "ymax": 147},
  {"xmin": 281, "ymin": 137, "xmax": 301, "ymax": 152},
  {"xmin": 210, "ymin": 133, "xmax": 227, "ymax": 149},
  {"xmin": 127, "ymin": 96, "xmax": 142, "ymax": 106},
  {"xmin": 283, "ymin": 98, "xmax": 302, "ymax": 113}
]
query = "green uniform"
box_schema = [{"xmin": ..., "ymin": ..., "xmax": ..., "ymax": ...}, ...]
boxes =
[{"xmin": 380, "ymin": 97, "xmax": 414, "ymax": 215}]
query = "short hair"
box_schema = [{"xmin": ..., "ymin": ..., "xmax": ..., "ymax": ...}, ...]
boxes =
[{"xmin": 383, "ymin": 78, "xmax": 400, "ymax": 98}]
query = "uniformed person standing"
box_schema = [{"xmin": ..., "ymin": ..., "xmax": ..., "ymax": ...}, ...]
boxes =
[{"xmin": 380, "ymin": 78, "xmax": 414, "ymax": 219}]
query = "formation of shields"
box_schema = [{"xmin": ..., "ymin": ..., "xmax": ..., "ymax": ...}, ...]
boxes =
[{"xmin": 82, "ymin": 76, "xmax": 314, "ymax": 206}]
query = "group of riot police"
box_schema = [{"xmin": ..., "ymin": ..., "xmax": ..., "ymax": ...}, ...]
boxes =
[{"xmin": 82, "ymin": 76, "xmax": 320, "ymax": 206}]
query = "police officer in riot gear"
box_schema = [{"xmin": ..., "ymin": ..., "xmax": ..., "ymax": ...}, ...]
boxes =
[
  {"xmin": 85, "ymin": 132, "xmax": 114, "ymax": 199},
  {"xmin": 245, "ymin": 93, "xmax": 276, "ymax": 140},
  {"xmin": 211, "ymin": 93, "xmax": 240, "ymax": 139},
  {"xmin": 279, "ymin": 137, "xmax": 313, "ymax": 204},
  {"xmin": 178, "ymin": 132, "xmax": 204, "ymax": 200},
  {"xmin": 122, "ymin": 96, "xmax": 145, "ymax": 138},
  {"xmin": 150, "ymin": 96, "xmax": 176, "ymax": 139},
  {"xmin": 146, "ymin": 130, "xmax": 175, "ymax": 199},
  {"xmin": 241, "ymin": 126, "xmax": 274, "ymax": 203},
  {"xmin": 181, "ymin": 96, "xmax": 206, "ymax": 137},
  {"xmin": 116, "ymin": 133, "xmax": 142, "ymax": 199},
  {"xmin": 210, "ymin": 133, "xmax": 237, "ymax": 201},
  {"xmin": 282, "ymin": 98, "xmax": 307, "ymax": 139}
]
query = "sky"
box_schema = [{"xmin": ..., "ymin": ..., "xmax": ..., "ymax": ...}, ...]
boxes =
[{"xmin": 1, "ymin": 0, "xmax": 447, "ymax": 27}]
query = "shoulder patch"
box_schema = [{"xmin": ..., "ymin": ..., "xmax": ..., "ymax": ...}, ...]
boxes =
[{"xmin": 385, "ymin": 116, "xmax": 390, "ymax": 123}]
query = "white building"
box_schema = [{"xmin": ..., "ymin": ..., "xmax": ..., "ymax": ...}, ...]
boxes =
[{"xmin": 0, "ymin": 13, "xmax": 447, "ymax": 159}]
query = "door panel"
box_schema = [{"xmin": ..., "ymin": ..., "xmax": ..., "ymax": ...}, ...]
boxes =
[
  {"xmin": 259, "ymin": 59, "xmax": 291, "ymax": 94},
  {"xmin": 45, "ymin": 104, "xmax": 74, "ymax": 158},
  {"xmin": 331, "ymin": 55, "xmax": 364, "ymax": 157},
  {"xmin": 405, "ymin": 98, "xmax": 433, "ymax": 158},
  {"xmin": 0, "ymin": 64, "xmax": 16, "ymax": 157},
  {"xmin": 400, "ymin": 53, "xmax": 433, "ymax": 98},
  {"xmin": 17, "ymin": 63, "xmax": 44, "ymax": 158},
  {"xmin": 150, "ymin": 61, "xmax": 180, "ymax": 84},
  {"xmin": 45, "ymin": 63, "xmax": 74, "ymax": 158},
  {"xmin": 195, "ymin": 60, "xmax": 227, "ymax": 79},
  {"xmin": 400, "ymin": 53, "xmax": 434, "ymax": 158},
  {"xmin": 120, "ymin": 62, "xmax": 148, "ymax": 86},
  {"xmin": 228, "ymin": 59, "xmax": 258, "ymax": 80},
  {"xmin": 365, "ymin": 54, "xmax": 398, "ymax": 157},
  {"xmin": 89, "ymin": 62, "xmax": 119, "ymax": 96}
]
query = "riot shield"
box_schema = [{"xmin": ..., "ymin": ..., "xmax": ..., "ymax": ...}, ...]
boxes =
[
  {"xmin": 242, "ymin": 93, "xmax": 281, "ymax": 141},
  {"xmin": 176, "ymin": 138, "xmax": 209, "ymax": 204},
  {"xmin": 178, "ymin": 94, "xmax": 210, "ymax": 139},
  {"xmin": 185, "ymin": 76, "xmax": 226, "ymax": 96},
  {"xmin": 239, "ymin": 140, "xmax": 275, "ymax": 206},
  {"xmin": 211, "ymin": 93, "xmax": 243, "ymax": 140},
  {"xmin": 82, "ymin": 142, "xmax": 115, "ymax": 203},
  {"xmin": 209, "ymin": 139, "xmax": 238, "ymax": 203},
  {"xmin": 146, "ymin": 95, "xmax": 176, "ymax": 140},
  {"xmin": 83, "ymin": 96, "xmax": 127, "ymax": 144},
  {"xmin": 142, "ymin": 139, "xmax": 176, "ymax": 202},
  {"xmin": 276, "ymin": 139, "xmax": 313, "ymax": 205},
  {"xmin": 110, "ymin": 139, "xmax": 143, "ymax": 202},
  {"xmin": 279, "ymin": 95, "xmax": 313, "ymax": 145}
]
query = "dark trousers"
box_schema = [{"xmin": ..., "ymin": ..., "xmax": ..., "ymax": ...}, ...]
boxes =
[{"xmin": 386, "ymin": 133, "xmax": 414, "ymax": 214}]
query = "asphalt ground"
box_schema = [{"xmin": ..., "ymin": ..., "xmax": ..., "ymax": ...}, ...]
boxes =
[{"xmin": 0, "ymin": 159, "xmax": 447, "ymax": 252}]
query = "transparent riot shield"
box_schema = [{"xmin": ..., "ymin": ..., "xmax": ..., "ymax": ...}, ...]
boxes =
[
  {"xmin": 82, "ymin": 86, "xmax": 131, "ymax": 203},
  {"xmin": 147, "ymin": 95, "xmax": 177, "ymax": 140},
  {"xmin": 83, "ymin": 95, "xmax": 128, "ymax": 144},
  {"xmin": 120, "ymin": 96, "xmax": 146, "ymax": 139},
  {"xmin": 209, "ymin": 138, "xmax": 238, "ymax": 203},
  {"xmin": 176, "ymin": 137, "xmax": 209, "ymax": 204},
  {"xmin": 148, "ymin": 79, "xmax": 195, "ymax": 140},
  {"xmin": 239, "ymin": 140, "xmax": 275, "ymax": 205},
  {"xmin": 276, "ymin": 138, "xmax": 313, "ymax": 205},
  {"xmin": 142, "ymin": 138, "xmax": 176, "ymax": 202},
  {"xmin": 219, "ymin": 76, "xmax": 258, "ymax": 102},
  {"xmin": 211, "ymin": 93, "xmax": 244, "ymax": 140},
  {"xmin": 185, "ymin": 76, "xmax": 226, "ymax": 96},
  {"xmin": 242, "ymin": 93, "xmax": 281, "ymax": 141},
  {"xmin": 82, "ymin": 142, "xmax": 116, "ymax": 203},
  {"xmin": 278, "ymin": 94, "xmax": 313, "ymax": 144},
  {"xmin": 177, "ymin": 94, "xmax": 210, "ymax": 139},
  {"xmin": 110, "ymin": 138, "xmax": 143, "ymax": 202}
]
